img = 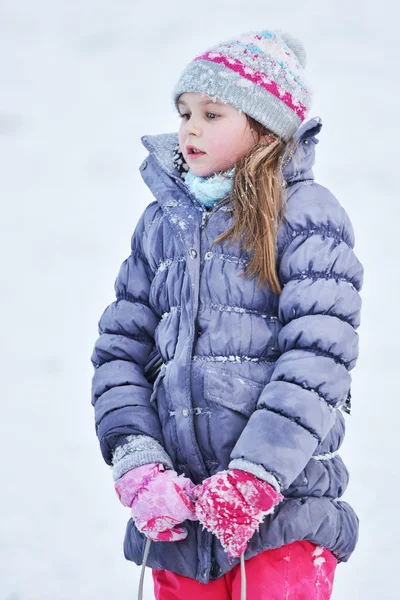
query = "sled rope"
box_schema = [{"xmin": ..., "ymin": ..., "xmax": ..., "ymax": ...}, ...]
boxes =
[
  {"xmin": 240, "ymin": 553, "xmax": 247, "ymax": 600},
  {"xmin": 137, "ymin": 539, "xmax": 246, "ymax": 599},
  {"xmin": 137, "ymin": 538, "xmax": 152, "ymax": 600}
]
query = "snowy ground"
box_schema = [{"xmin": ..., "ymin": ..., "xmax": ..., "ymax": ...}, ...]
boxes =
[{"xmin": 1, "ymin": 1, "xmax": 398, "ymax": 598}]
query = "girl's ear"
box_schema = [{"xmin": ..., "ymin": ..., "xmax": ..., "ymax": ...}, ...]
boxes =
[{"xmin": 259, "ymin": 133, "xmax": 278, "ymax": 146}]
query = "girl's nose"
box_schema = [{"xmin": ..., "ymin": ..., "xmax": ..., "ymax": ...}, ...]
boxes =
[{"xmin": 184, "ymin": 118, "xmax": 201, "ymax": 136}]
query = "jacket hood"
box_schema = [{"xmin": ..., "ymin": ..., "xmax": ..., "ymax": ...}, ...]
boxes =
[{"xmin": 140, "ymin": 116, "xmax": 323, "ymax": 187}]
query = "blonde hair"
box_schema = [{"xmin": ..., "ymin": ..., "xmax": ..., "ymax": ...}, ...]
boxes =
[{"xmin": 212, "ymin": 116, "xmax": 294, "ymax": 294}]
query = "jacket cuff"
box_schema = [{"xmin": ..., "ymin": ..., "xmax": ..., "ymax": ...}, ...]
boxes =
[
  {"xmin": 112, "ymin": 434, "xmax": 174, "ymax": 482},
  {"xmin": 228, "ymin": 458, "xmax": 281, "ymax": 493}
]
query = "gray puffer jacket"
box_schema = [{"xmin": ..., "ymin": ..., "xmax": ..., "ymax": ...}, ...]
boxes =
[{"xmin": 91, "ymin": 116, "xmax": 363, "ymax": 582}]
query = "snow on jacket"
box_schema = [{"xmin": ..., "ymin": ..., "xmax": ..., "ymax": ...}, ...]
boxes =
[{"xmin": 90, "ymin": 116, "xmax": 363, "ymax": 582}]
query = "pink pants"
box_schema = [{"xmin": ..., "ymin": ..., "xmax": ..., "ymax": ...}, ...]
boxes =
[{"xmin": 152, "ymin": 541, "xmax": 337, "ymax": 599}]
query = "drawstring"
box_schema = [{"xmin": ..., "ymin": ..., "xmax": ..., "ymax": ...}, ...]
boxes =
[
  {"xmin": 240, "ymin": 553, "xmax": 247, "ymax": 600},
  {"xmin": 137, "ymin": 539, "xmax": 246, "ymax": 600},
  {"xmin": 137, "ymin": 538, "xmax": 152, "ymax": 600}
]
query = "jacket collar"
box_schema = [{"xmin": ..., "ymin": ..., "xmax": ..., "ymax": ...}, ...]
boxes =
[{"xmin": 140, "ymin": 117, "xmax": 323, "ymax": 187}]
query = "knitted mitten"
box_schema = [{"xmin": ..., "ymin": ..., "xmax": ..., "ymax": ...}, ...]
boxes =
[
  {"xmin": 193, "ymin": 469, "xmax": 283, "ymax": 557},
  {"xmin": 115, "ymin": 463, "xmax": 197, "ymax": 542}
]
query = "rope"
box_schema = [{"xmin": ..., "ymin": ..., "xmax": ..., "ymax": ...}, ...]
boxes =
[
  {"xmin": 240, "ymin": 553, "xmax": 247, "ymax": 600},
  {"xmin": 137, "ymin": 540, "xmax": 246, "ymax": 599},
  {"xmin": 137, "ymin": 538, "xmax": 152, "ymax": 600}
]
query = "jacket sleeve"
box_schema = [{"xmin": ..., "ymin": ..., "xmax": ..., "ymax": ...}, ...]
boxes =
[
  {"xmin": 229, "ymin": 182, "xmax": 364, "ymax": 492},
  {"xmin": 91, "ymin": 202, "xmax": 171, "ymax": 468}
]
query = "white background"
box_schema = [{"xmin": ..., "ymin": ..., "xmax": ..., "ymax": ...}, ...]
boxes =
[{"xmin": 1, "ymin": 1, "xmax": 398, "ymax": 598}]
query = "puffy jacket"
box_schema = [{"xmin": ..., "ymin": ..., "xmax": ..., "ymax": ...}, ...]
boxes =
[{"xmin": 91, "ymin": 116, "xmax": 363, "ymax": 582}]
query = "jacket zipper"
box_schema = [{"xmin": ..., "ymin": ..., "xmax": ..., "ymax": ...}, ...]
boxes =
[
  {"xmin": 194, "ymin": 213, "xmax": 208, "ymax": 342},
  {"xmin": 201, "ymin": 196, "xmax": 231, "ymax": 229},
  {"xmin": 195, "ymin": 198, "xmax": 231, "ymax": 341}
]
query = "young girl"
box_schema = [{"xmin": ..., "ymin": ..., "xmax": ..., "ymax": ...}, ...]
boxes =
[{"xmin": 91, "ymin": 29, "xmax": 363, "ymax": 599}]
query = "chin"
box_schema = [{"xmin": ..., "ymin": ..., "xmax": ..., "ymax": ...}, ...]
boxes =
[{"xmin": 189, "ymin": 165, "xmax": 215, "ymax": 178}]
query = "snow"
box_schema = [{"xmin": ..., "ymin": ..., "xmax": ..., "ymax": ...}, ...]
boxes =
[
  {"xmin": 0, "ymin": 0, "xmax": 398, "ymax": 598},
  {"xmin": 314, "ymin": 557, "xmax": 327, "ymax": 567}
]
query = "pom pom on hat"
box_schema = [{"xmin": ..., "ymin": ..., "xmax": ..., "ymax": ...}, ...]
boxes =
[{"xmin": 277, "ymin": 31, "xmax": 307, "ymax": 69}]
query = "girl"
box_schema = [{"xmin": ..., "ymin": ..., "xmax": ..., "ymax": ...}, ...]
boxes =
[{"xmin": 91, "ymin": 29, "xmax": 363, "ymax": 599}]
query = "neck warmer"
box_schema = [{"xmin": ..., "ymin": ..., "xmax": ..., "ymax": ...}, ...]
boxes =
[{"xmin": 184, "ymin": 168, "xmax": 235, "ymax": 208}]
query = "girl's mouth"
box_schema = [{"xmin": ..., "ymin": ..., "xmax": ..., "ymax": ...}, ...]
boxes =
[{"xmin": 187, "ymin": 146, "xmax": 206, "ymax": 159}]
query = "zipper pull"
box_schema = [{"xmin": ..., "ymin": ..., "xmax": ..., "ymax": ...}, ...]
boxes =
[{"xmin": 201, "ymin": 212, "xmax": 210, "ymax": 229}]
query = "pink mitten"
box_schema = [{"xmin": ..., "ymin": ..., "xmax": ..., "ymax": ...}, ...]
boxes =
[
  {"xmin": 193, "ymin": 469, "xmax": 283, "ymax": 558},
  {"xmin": 115, "ymin": 463, "xmax": 197, "ymax": 542}
]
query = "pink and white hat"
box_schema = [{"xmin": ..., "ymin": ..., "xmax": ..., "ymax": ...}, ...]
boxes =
[{"xmin": 172, "ymin": 29, "xmax": 312, "ymax": 141}]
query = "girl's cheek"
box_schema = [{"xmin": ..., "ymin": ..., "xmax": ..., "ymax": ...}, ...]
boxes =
[{"xmin": 210, "ymin": 137, "xmax": 230, "ymax": 157}]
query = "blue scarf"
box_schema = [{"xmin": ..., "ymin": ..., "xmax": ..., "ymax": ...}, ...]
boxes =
[{"xmin": 185, "ymin": 168, "xmax": 234, "ymax": 208}]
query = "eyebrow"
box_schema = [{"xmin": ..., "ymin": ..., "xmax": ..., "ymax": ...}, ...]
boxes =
[{"xmin": 177, "ymin": 98, "xmax": 224, "ymax": 107}]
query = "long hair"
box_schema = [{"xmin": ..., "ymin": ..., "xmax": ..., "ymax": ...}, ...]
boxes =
[{"xmin": 212, "ymin": 116, "xmax": 294, "ymax": 294}]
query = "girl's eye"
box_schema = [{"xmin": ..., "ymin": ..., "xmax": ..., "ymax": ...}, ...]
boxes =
[{"xmin": 178, "ymin": 113, "xmax": 219, "ymax": 120}]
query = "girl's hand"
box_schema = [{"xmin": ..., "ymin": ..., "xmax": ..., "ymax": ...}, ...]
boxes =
[
  {"xmin": 193, "ymin": 469, "xmax": 283, "ymax": 557},
  {"xmin": 114, "ymin": 463, "xmax": 197, "ymax": 542}
]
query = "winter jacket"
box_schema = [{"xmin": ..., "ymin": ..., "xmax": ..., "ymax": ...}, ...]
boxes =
[{"xmin": 90, "ymin": 116, "xmax": 363, "ymax": 583}]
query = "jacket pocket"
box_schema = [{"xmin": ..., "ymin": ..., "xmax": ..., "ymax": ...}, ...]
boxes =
[
  {"xmin": 149, "ymin": 362, "xmax": 166, "ymax": 404},
  {"xmin": 203, "ymin": 366, "xmax": 264, "ymax": 466},
  {"xmin": 204, "ymin": 366, "xmax": 264, "ymax": 417},
  {"xmin": 149, "ymin": 362, "xmax": 183, "ymax": 469}
]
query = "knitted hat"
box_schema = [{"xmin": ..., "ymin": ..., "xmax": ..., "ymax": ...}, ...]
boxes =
[{"xmin": 172, "ymin": 29, "xmax": 312, "ymax": 141}]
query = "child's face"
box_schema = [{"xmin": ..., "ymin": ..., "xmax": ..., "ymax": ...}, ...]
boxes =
[{"xmin": 177, "ymin": 92, "xmax": 258, "ymax": 177}]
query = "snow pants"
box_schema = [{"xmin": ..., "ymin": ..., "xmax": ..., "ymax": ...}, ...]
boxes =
[{"xmin": 152, "ymin": 540, "xmax": 337, "ymax": 599}]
